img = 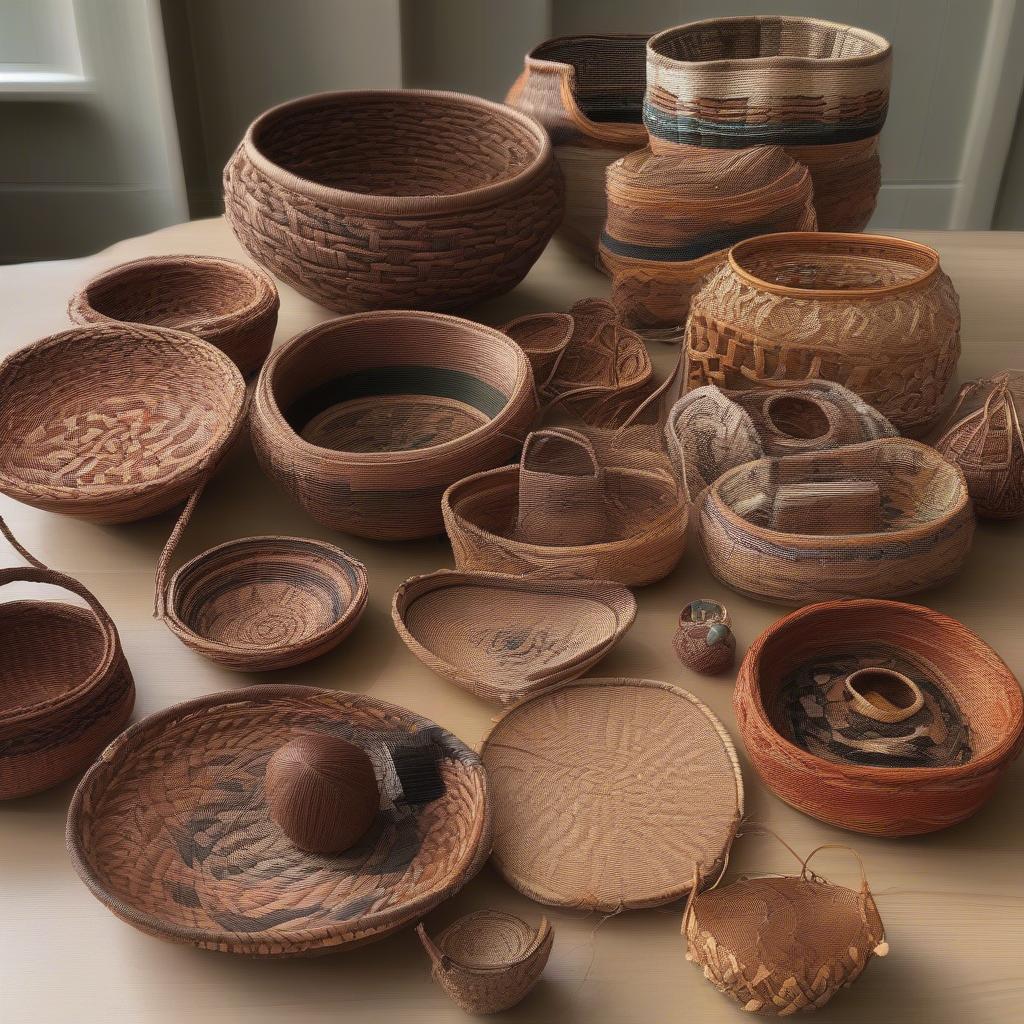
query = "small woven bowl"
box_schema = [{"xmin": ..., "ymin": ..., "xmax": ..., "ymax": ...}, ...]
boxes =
[
  {"xmin": 68, "ymin": 255, "xmax": 279, "ymax": 377},
  {"xmin": 0, "ymin": 324, "xmax": 246, "ymax": 523}
]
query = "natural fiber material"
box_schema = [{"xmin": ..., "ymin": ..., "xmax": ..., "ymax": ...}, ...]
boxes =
[
  {"xmin": 500, "ymin": 312, "xmax": 574, "ymax": 385},
  {"xmin": 392, "ymin": 570, "xmax": 636, "ymax": 705},
  {"xmin": 645, "ymin": 17, "xmax": 892, "ymax": 231},
  {"xmin": 734, "ymin": 600, "xmax": 1024, "ymax": 835},
  {"xmin": 67, "ymin": 685, "xmax": 491, "ymax": 956},
  {"xmin": 418, "ymin": 912, "xmax": 553, "ymax": 1014},
  {"xmin": 224, "ymin": 89, "xmax": 563, "ymax": 313},
  {"xmin": 684, "ymin": 842, "xmax": 888, "ymax": 1014},
  {"xmin": 685, "ymin": 233, "xmax": 961, "ymax": 436},
  {"xmin": 0, "ymin": 324, "xmax": 246, "ymax": 523},
  {"xmin": 933, "ymin": 370, "xmax": 1024, "ymax": 519},
  {"xmin": 481, "ymin": 678, "xmax": 742, "ymax": 911},
  {"xmin": 673, "ymin": 599, "xmax": 735, "ymax": 676},
  {"xmin": 699, "ymin": 438, "xmax": 973, "ymax": 605},
  {"xmin": 506, "ymin": 35, "xmax": 649, "ymax": 253},
  {"xmin": 251, "ymin": 312, "xmax": 538, "ymax": 540},
  {"xmin": 68, "ymin": 255, "xmax": 279, "ymax": 377},
  {"xmin": 0, "ymin": 517, "xmax": 134, "ymax": 800},
  {"xmin": 599, "ymin": 145, "xmax": 816, "ymax": 331}
]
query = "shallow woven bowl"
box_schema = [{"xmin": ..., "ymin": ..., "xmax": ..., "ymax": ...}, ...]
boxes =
[
  {"xmin": 0, "ymin": 325, "xmax": 246, "ymax": 523},
  {"xmin": 67, "ymin": 685, "xmax": 491, "ymax": 956},
  {"xmin": 163, "ymin": 537, "xmax": 368, "ymax": 671},
  {"xmin": 224, "ymin": 89, "xmax": 563, "ymax": 313},
  {"xmin": 735, "ymin": 600, "xmax": 1024, "ymax": 835},
  {"xmin": 68, "ymin": 255, "xmax": 279, "ymax": 377}
]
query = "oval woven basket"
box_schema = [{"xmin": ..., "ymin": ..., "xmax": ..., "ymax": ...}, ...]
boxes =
[
  {"xmin": 0, "ymin": 324, "xmax": 247, "ymax": 523},
  {"xmin": 734, "ymin": 600, "xmax": 1024, "ymax": 836},
  {"xmin": 699, "ymin": 438, "xmax": 974, "ymax": 605},
  {"xmin": 480, "ymin": 677, "xmax": 743, "ymax": 911},
  {"xmin": 644, "ymin": 16, "xmax": 892, "ymax": 231},
  {"xmin": 506, "ymin": 34, "xmax": 649, "ymax": 254},
  {"xmin": 68, "ymin": 255, "xmax": 279, "ymax": 377},
  {"xmin": 0, "ymin": 518, "xmax": 134, "ymax": 800},
  {"xmin": 392, "ymin": 569, "xmax": 636, "ymax": 704},
  {"xmin": 67, "ymin": 685, "xmax": 491, "ymax": 956},
  {"xmin": 418, "ymin": 911, "xmax": 553, "ymax": 1014},
  {"xmin": 685, "ymin": 233, "xmax": 962, "ymax": 436},
  {"xmin": 251, "ymin": 312, "xmax": 538, "ymax": 540},
  {"xmin": 224, "ymin": 89, "xmax": 563, "ymax": 313}
]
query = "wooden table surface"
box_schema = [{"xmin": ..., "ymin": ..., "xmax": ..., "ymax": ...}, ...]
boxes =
[{"xmin": 1, "ymin": 221, "xmax": 1022, "ymax": 1024}]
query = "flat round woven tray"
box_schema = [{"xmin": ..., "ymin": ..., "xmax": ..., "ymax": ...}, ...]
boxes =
[
  {"xmin": 67, "ymin": 686, "xmax": 490, "ymax": 956},
  {"xmin": 480, "ymin": 678, "xmax": 743, "ymax": 911}
]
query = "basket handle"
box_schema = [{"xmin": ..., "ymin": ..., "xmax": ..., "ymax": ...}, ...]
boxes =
[
  {"xmin": 799, "ymin": 843, "xmax": 870, "ymax": 892},
  {"xmin": 415, "ymin": 923, "xmax": 452, "ymax": 972},
  {"xmin": 0, "ymin": 515, "xmax": 50, "ymax": 571},
  {"xmin": 520, "ymin": 428, "xmax": 600, "ymax": 477}
]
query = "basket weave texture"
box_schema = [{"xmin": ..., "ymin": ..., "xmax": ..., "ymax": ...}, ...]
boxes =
[
  {"xmin": 0, "ymin": 518, "xmax": 134, "ymax": 800},
  {"xmin": 734, "ymin": 600, "xmax": 1024, "ymax": 835},
  {"xmin": 685, "ymin": 233, "xmax": 961, "ymax": 435},
  {"xmin": 68, "ymin": 255, "xmax": 279, "ymax": 377},
  {"xmin": 67, "ymin": 685, "xmax": 491, "ymax": 956},
  {"xmin": 224, "ymin": 89, "xmax": 563, "ymax": 313}
]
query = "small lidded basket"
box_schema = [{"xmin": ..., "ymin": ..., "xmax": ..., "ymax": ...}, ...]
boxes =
[{"xmin": 673, "ymin": 599, "xmax": 735, "ymax": 676}]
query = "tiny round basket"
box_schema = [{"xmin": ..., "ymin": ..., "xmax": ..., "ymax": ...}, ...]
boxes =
[
  {"xmin": 684, "ymin": 233, "xmax": 961, "ymax": 436},
  {"xmin": 673, "ymin": 599, "xmax": 735, "ymax": 676},
  {"xmin": 67, "ymin": 255, "xmax": 279, "ymax": 377},
  {"xmin": 224, "ymin": 89, "xmax": 563, "ymax": 313},
  {"xmin": 66, "ymin": 685, "xmax": 491, "ymax": 956},
  {"xmin": 0, "ymin": 518, "xmax": 134, "ymax": 800},
  {"xmin": 734, "ymin": 600, "xmax": 1024, "ymax": 835},
  {"xmin": 418, "ymin": 911, "xmax": 554, "ymax": 1014},
  {"xmin": 0, "ymin": 324, "xmax": 246, "ymax": 523},
  {"xmin": 250, "ymin": 312, "xmax": 538, "ymax": 540}
]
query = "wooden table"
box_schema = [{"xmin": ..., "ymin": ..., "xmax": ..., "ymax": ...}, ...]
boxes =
[{"xmin": 1, "ymin": 221, "xmax": 1022, "ymax": 1024}]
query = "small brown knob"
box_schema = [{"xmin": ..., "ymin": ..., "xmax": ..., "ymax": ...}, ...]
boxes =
[{"xmin": 265, "ymin": 734, "xmax": 379, "ymax": 854}]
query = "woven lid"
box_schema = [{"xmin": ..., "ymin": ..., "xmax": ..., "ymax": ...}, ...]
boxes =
[{"xmin": 480, "ymin": 678, "xmax": 742, "ymax": 911}]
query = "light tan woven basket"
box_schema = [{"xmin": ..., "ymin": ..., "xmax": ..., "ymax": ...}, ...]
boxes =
[
  {"xmin": 224, "ymin": 89, "xmax": 563, "ymax": 313},
  {"xmin": 68, "ymin": 255, "xmax": 279, "ymax": 377}
]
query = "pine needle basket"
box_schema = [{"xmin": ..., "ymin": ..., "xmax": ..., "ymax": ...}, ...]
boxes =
[
  {"xmin": 734, "ymin": 600, "xmax": 1024, "ymax": 835},
  {"xmin": 480, "ymin": 677, "xmax": 743, "ymax": 911},
  {"xmin": 698, "ymin": 438, "xmax": 974, "ymax": 606},
  {"xmin": 684, "ymin": 233, "xmax": 961, "ymax": 436},
  {"xmin": 644, "ymin": 16, "xmax": 892, "ymax": 231},
  {"xmin": 67, "ymin": 685, "xmax": 491, "ymax": 956},
  {"xmin": 0, "ymin": 324, "xmax": 247, "ymax": 523},
  {"xmin": 418, "ymin": 911, "xmax": 553, "ymax": 1014},
  {"xmin": 224, "ymin": 89, "xmax": 563, "ymax": 313},
  {"xmin": 68, "ymin": 255, "xmax": 279, "ymax": 377},
  {"xmin": 392, "ymin": 569, "xmax": 636, "ymax": 705},
  {"xmin": 251, "ymin": 312, "xmax": 538, "ymax": 540},
  {"xmin": 506, "ymin": 34, "xmax": 649, "ymax": 254},
  {"xmin": 0, "ymin": 517, "xmax": 134, "ymax": 800}
]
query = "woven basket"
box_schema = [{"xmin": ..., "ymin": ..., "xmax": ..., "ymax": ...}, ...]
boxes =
[
  {"xmin": 392, "ymin": 569, "xmax": 636, "ymax": 705},
  {"xmin": 500, "ymin": 312, "xmax": 574, "ymax": 387},
  {"xmin": 699, "ymin": 438, "xmax": 973, "ymax": 605},
  {"xmin": 735, "ymin": 600, "xmax": 1024, "ymax": 835},
  {"xmin": 0, "ymin": 324, "xmax": 246, "ymax": 523},
  {"xmin": 481, "ymin": 677, "xmax": 743, "ymax": 911},
  {"xmin": 418, "ymin": 911, "xmax": 553, "ymax": 1014},
  {"xmin": 673, "ymin": 599, "xmax": 735, "ymax": 676},
  {"xmin": 0, "ymin": 518, "xmax": 134, "ymax": 800},
  {"xmin": 506, "ymin": 34, "xmax": 649, "ymax": 254},
  {"xmin": 67, "ymin": 685, "xmax": 491, "ymax": 955},
  {"xmin": 599, "ymin": 145, "xmax": 817, "ymax": 331},
  {"xmin": 933, "ymin": 370, "xmax": 1024, "ymax": 519},
  {"xmin": 685, "ymin": 233, "xmax": 961, "ymax": 435},
  {"xmin": 224, "ymin": 89, "xmax": 563, "ymax": 313},
  {"xmin": 645, "ymin": 16, "xmax": 892, "ymax": 231},
  {"xmin": 251, "ymin": 312, "xmax": 538, "ymax": 540},
  {"xmin": 68, "ymin": 255, "xmax": 279, "ymax": 377}
]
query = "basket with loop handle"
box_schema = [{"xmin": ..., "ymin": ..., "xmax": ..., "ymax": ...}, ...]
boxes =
[{"xmin": 0, "ymin": 517, "xmax": 134, "ymax": 799}]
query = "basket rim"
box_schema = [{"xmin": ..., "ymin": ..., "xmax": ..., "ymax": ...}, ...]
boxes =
[
  {"xmin": 65, "ymin": 684, "xmax": 492, "ymax": 954},
  {"xmin": 735, "ymin": 598, "xmax": 1024, "ymax": 784},
  {"xmin": 256, "ymin": 311, "xmax": 535, "ymax": 467},
  {"xmin": 727, "ymin": 232, "xmax": 941, "ymax": 299},
  {"xmin": 164, "ymin": 535, "xmax": 368, "ymax": 660},
  {"xmin": 242, "ymin": 88, "xmax": 553, "ymax": 214},
  {"xmin": 500, "ymin": 311, "xmax": 575, "ymax": 355}
]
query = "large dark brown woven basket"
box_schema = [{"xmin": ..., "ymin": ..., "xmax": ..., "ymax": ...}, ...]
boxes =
[{"xmin": 224, "ymin": 89, "xmax": 563, "ymax": 313}]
